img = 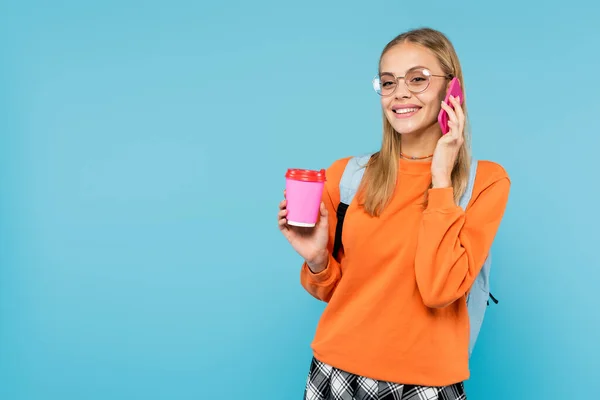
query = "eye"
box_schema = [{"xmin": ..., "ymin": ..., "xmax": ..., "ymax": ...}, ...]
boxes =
[{"xmin": 380, "ymin": 75, "xmax": 396, "ymax": 87}]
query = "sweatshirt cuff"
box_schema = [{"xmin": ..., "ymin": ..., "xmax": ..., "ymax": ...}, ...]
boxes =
[
  {"xmin": 302, "ymin": 254, "xmax": 336, "ymax": 285},
  {"xmin": 427, "ymin": 187, "xmax": 457, "ymax": 210}
]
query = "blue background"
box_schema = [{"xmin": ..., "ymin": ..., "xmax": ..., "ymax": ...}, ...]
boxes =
[{"xmin": 1, "ymin": 0, "xmax": 599, "ymax": 399}]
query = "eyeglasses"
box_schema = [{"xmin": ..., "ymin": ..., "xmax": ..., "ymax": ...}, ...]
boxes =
[{"xmin": 372, "ymin": 67, "xmax": 453, "ymax": 96}]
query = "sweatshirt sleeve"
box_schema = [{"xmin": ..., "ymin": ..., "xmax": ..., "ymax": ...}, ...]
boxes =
[
  {"xmin": 414, "ymin": 162, "xmax": 511, "ymax": 308},
  {"xmin": 299, "ymin": 157, "xmax": 350, "ymax": 302}
]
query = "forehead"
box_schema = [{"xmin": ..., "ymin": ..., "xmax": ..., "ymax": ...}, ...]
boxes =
[{"xmin": 379, "ymin": 42, "xmax": 441, "ymax": 74}]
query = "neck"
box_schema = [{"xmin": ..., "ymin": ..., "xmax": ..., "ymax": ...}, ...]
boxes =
[{"xmin": 399, "ymin": 123, "xmax": 441, "ymax": 159}]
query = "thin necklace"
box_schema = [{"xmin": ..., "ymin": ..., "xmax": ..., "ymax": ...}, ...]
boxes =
[{"xmin": 400, "ymin": 152, "xmax": 433, "ymax": 160}]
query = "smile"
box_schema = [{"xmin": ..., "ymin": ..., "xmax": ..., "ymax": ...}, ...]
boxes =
[{"xmin": 392, "ymin": 107, "xmax": 421, "ymax": 118}]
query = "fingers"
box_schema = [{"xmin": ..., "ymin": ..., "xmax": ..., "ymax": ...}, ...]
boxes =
[
  {"xmin": 449, "ymin": 95, "xmax": 464, "ymax": 122},
  {"xmin": 449, "ymin": 95, "xmax": 465, "ymax": 137},
  {"xmin": 440, "ymin": 100, "xmax": 458, "ymax": 130},
  {"xmin": 447, "ymin": 119, "xmax": 459, "ymax": 141},
  {"xmin": 320, "ymin": 201, "xmax": 328, "ymax": 217},
  {"xmin": 441, "ymin": 96, "xmax": 464, "ymax": 142},
  {"xmin": 278, "ymin": 198, "xmax": 288, "ymax": 230},
  {"xmin": 278, "ymin": 213, "xmax": 288, "ymax": 228},
  {"xmin": 278, "ymin": 207, "xmax": 288, "ymax": 220},
  {"xmin": 318, "ymin": 202, "xmax": 329, "ymax": 230}
]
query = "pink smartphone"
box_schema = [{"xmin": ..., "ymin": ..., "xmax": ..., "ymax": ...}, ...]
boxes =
[{"xmin": 437, "ymin": 77, "xmax": 464, "ymax": 134}]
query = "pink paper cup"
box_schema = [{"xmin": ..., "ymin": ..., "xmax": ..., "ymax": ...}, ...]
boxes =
[{"xmin": 285, "ymin": 168, "xmax": 326, "ymax": 227}]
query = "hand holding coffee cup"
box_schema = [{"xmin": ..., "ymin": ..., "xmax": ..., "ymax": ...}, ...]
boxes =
[{"xmin": 278, "ymin": 169, "xmax": 329, "ymax": 273}]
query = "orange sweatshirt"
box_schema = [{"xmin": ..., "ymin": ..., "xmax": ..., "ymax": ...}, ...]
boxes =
[{"xmin": 300, "ymin": 156, "xmax": 510, "ymax": 386}]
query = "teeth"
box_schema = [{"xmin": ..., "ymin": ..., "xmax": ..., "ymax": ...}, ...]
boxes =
[{"xmin": 394, "ymin": 108, "xmax": 418, "ymax": 114}]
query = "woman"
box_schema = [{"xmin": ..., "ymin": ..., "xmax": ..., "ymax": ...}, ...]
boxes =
[{"xmin": 278, "ymin": 27, "xmax": 510, "ymax": 400}]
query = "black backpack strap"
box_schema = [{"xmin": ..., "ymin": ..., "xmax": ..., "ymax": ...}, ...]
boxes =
[
  {"xmin": 332, "ymin": 153, "xmax": 372, "ymax": 263},
  {"xmin": 332, "ymin": 202, "xmax": 349, "ymax": 262},
  {"xmin": 488, "ymin": 292, "xmax": 499, "ymax": 305}
]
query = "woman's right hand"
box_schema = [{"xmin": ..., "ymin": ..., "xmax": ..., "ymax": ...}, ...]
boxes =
[{"xmin": 278, "ymin": 191, "xmax": 330, "ymax": 273}]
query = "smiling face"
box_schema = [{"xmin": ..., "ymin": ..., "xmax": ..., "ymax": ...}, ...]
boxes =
[{"xmin": 378, "ymin": 42, "xmax": 451, "ymax": 136}]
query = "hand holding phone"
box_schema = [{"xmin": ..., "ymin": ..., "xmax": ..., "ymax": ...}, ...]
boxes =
[{"xmin": 437, "ymin": 78, "xmax": 464, "ymax": 135}]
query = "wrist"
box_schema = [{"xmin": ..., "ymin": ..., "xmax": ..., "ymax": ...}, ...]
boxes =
[
  {"xmin": 431, "ymin": 175, "xmax": 452, "ymax": 188},
  {"xmin": 306, "ymin": 250, "xmax": 329, "ymax": 273}
]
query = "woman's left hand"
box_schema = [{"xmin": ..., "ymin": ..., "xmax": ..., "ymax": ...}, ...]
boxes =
[{"xmin": 431, "ymin": 95, "xmax": 465, "ymax": 188}]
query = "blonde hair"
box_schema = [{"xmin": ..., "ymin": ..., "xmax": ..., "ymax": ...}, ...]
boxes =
[{"xmin": 360, "ymin": 27, "xmax": 471, "ymax": 216}]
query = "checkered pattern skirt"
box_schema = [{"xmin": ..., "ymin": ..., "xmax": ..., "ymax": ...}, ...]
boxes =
[{"xmin": 304, "ymin": 357, "xmax": 466, "ymax": 400}]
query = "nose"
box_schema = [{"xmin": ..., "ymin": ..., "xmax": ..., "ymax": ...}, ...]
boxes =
[{"xmin": 394, "ymin": 79, "xmax": 411, "ymax": 99}]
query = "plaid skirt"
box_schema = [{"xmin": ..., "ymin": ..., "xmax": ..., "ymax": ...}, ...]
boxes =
[{"xmin": 304, "ymin": 357, "xmax": 466, "ymax": 400}]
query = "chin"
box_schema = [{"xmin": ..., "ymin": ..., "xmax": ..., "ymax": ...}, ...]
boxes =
[
  {"xmin": 389, "ymin": 119, "xmax": 425, "ymax": 135},
  {"xmin": 387, "ymin": 112, "xmax": 435, "ymax": 135},
  {"xmin": 393, "ymin": 125, "xmax": 419, "ymax": 135}
]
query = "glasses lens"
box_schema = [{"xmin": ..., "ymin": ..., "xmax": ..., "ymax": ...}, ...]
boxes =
[
  {"xmin": 405, "ymin": 68, "xmax": 430, "ymax": 93},
  {"xmin": 372, "ymin": 76, "xmax": 382, "ymax": 94},
  {"xmin": 375, "ymin": 73, "xmax": 396, "ymax": 96}
]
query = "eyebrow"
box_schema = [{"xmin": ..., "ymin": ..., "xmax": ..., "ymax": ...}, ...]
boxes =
[{"xmin": 379, "ymin": 65, "xmax": 428, "ymax": 75}]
